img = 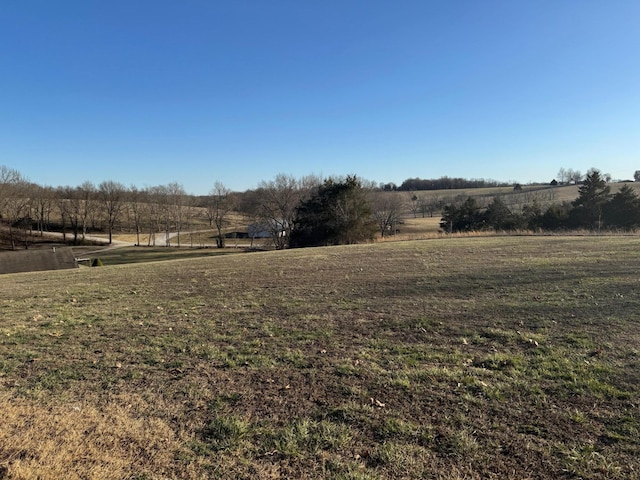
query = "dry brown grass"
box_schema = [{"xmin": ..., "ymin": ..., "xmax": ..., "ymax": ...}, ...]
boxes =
[
  {"xmin": 1, "ymin": 235, "xmax": 639, "ymax": 478},
  {"xmin": 0, "ymin": 393, "xmax": 192, "ymax": 479}
]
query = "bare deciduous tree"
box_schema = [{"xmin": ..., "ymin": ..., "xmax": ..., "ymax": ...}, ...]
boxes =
[
  {"xmin": 372, "ymin": 192, "xmax": 404, "ymax": 237},
  {"xmin": 416, "ymin": 196, "xmax": 428, "ymax": 218},
  {"xmin": 557, "ymin": 167, "xmax": 567, "ymax": 184},
  {"xmin": 53, "ymin": 186, "xmax": 70, "ymax": 243},
  {"xmin": 0, "ymin": 169, "xmax": 31, "ymax": 249},
  {"xmin": 207, "ymin": 181, "xmax": 233, "ymax": 248},
  {"xmin": 254, "ymin": 174, "xmax": 318, "ymax": 249},
  {"xmin": 183, "ymin": 195, "xmax": 199, "ymax": 248},
  {"xmin": 167, "ymin": 182, "xmax": 186, "ymax": 247},
  {"xmin": 408, "ymin": 192, "xmax": 420, "ymax": 218},
  {"xmin": 65, "ymin": 186, "xmax": 82, "ymax": 243},
  {"xmin": 570, "ymin": 169, "xmax": 582, "ymax": 183},
  {"xmin": 0, "ymin": 167, "xmax": 27, "ymax": 248},
  {"xmin": 32, "ymin": 185, "xmax": 54, "ymax": 236},
  {"xmin": 127, "ymin": 185, "xmax": 147, "ymax": 246},
  {"xmin": 146, "ymin": 185, "xmax": 167, "ymax": 246},
  {"xmin": 78, "ymin": 181, "xmax": 97, "ymax": 241},
  {"xmin": 99, "ymin": 180, "xmax": 126, "ymax": 244}
]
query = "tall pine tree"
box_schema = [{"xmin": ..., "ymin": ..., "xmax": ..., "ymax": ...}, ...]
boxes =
[
  {"xmin": 290, "ymin": 176, "xmax": 376, "ymax": 248},
  {"xmin": 571, "ymin": 170, "xmax": 610, "ymax": 229}
]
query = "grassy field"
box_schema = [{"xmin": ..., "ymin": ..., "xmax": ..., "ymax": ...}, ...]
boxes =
[
  {"xmin": 395, "ymin": 182, "xmax": 640, "ymax": 213},
  {"xmin": 74, "ymin": 246, "xmax": 248, "ymax": 266},
  {"xmin": 1, "ymin": 236, "xmax": 639, "ymax": 479}
]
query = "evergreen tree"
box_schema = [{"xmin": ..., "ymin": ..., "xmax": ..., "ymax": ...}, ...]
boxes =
[
  {"xmin": 571, "ymin": 170, "xmax": 611, "ymax": 229},
  {"xmin": 603, "ymin": 184, "xmax": 640, "ymax": 230},
  {"xmin": 522, "ymin": 200, "xmax": 543, "ymax": 230},
  {"xmin": 541, "ymin": 202, "xmax": 572, "ymax": 230},
  {"xmin": 440, "ymin": 197, "xmax": 485, "ymax": 233},
  {"xmin": 289, "ymin": 176, "xmax": 376, "ymax": 247},
  {"xmin": 485, "ymin": 196, "xmax": 517, "ymax": 231}
]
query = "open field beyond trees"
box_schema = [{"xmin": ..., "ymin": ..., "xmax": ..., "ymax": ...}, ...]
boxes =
[{"xmin": 1, "ymin": 236, "xmax": 639, "ymax": 479}]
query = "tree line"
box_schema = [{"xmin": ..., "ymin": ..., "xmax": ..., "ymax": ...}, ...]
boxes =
[
  {"xmin": 2, "ymin": 164, "xmax": 638, "ymax": 251},
  {"xmin": 396, "ymin": 176, "xmax": 510, "ymax": 191},
  {"xmin": 0, "ymin": 167, "xmax": 398, "ymax": 250},
  {"xmin": 441, "ymin": 170, "xmax": 638, "ymax": 233},
  {"xmin": 0, "ymin": 167, "xmax": 205, "ymax": 249}
]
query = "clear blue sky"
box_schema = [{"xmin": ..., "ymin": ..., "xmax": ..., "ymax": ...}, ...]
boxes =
[{"xmin": 2, "ymin": 1, "xmax": 638, "ymax": 194}]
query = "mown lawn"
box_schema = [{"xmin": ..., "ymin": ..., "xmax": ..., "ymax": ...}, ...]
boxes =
[{"xmin": 1, "ymin": 235, "xmax": 639, "ymax": 479}]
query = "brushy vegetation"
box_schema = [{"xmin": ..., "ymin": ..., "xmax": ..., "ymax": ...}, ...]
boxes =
[
  {"xmin": 440, "ymin": 171, "xmax": 639, "ymax": 233},
  {"xmin": 1, "ymin": 236, "xmax": 639, "ymax": 479}
]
